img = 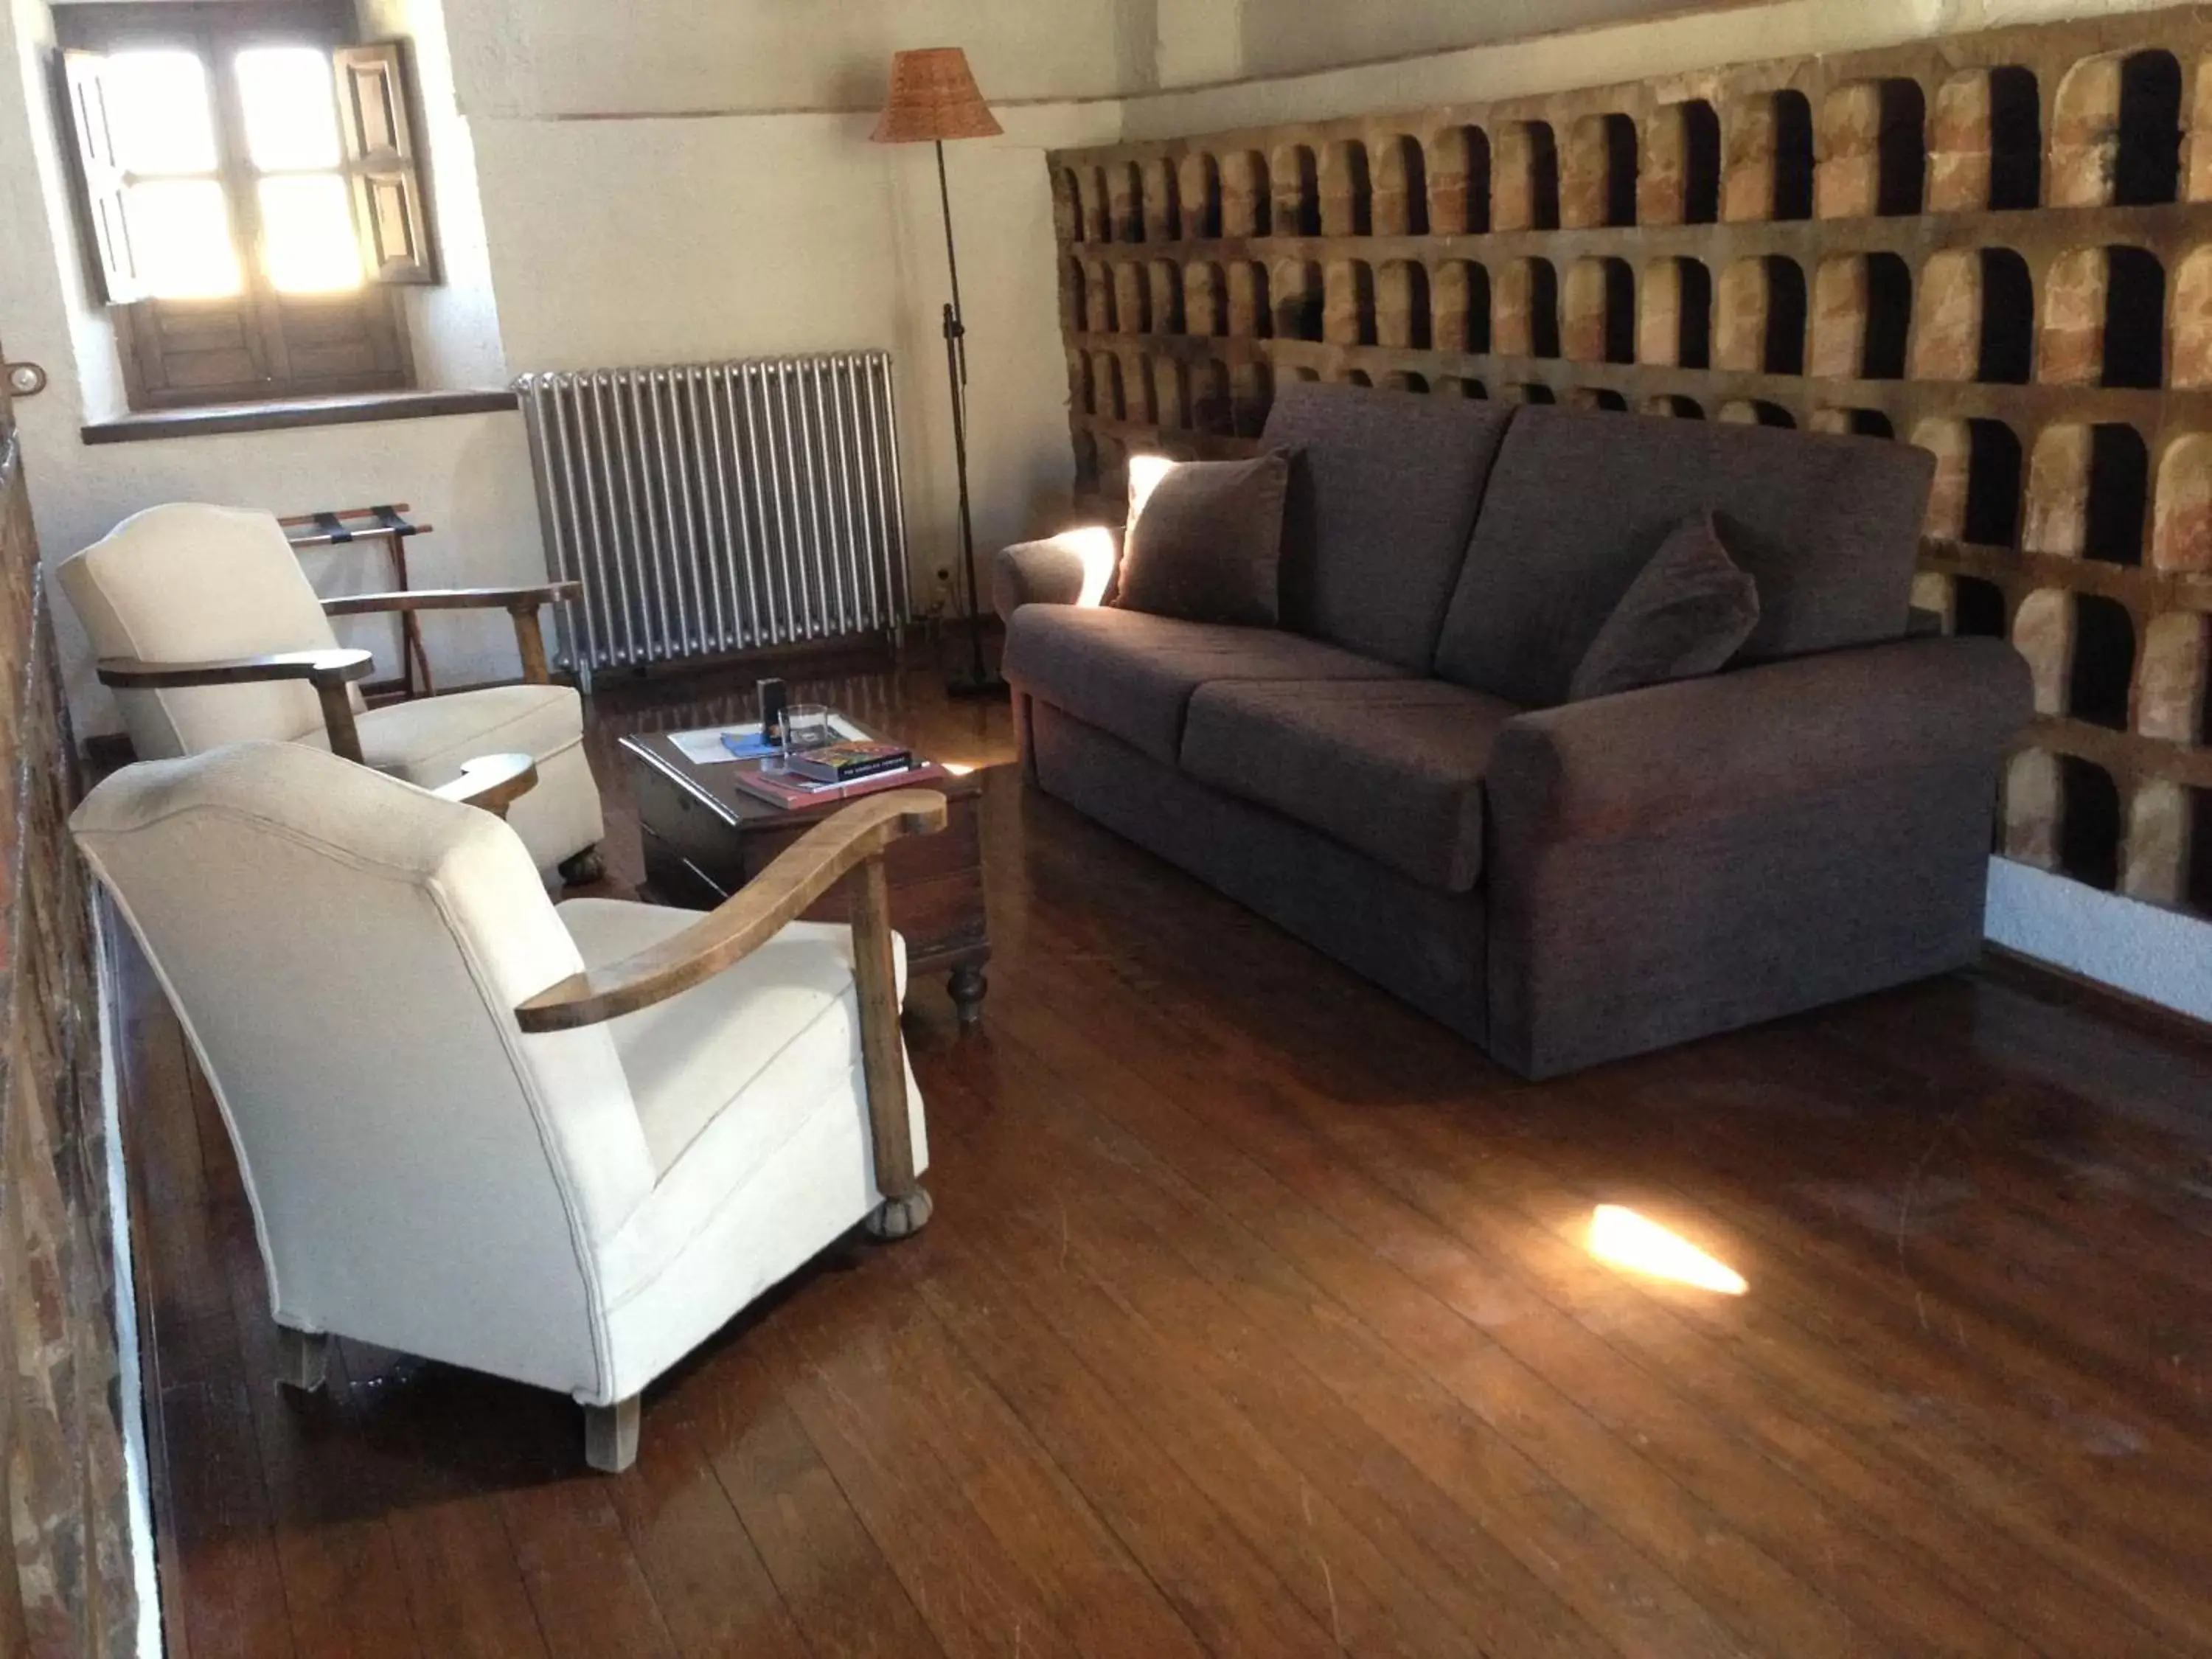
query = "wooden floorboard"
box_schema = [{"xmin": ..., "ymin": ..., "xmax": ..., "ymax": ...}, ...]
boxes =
[{"xmin": 111, "ymin": 658, "xmax": 2212, "ymax": 1658}]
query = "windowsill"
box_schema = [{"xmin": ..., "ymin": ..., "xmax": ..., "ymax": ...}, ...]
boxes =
[{"xmin": 80, "ymin": 388, "xmax": 519, "ymax": 446}]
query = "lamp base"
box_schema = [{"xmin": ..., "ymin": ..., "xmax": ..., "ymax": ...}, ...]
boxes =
[{"xmin": 945, "ymin": 667, "xmax": 1009, "ymax": 700}]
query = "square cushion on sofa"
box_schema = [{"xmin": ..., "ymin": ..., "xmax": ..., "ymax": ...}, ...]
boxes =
[
  {"xmin": 1262, "ymin": 383, "xmax": 1515, "ymax": 671},
  {"xmin": 1180, "ymin": 678, "xmax": 1523, "ymax": 892},
  {"xmin": 1565, "ymin": 510, "xmax": 1761, "ymax": 701},
  {"xmin": 1004, "ymin": 605, "xmax": 1410, "ymax": 764},
  {"xmin": 1113, "ymin": 451, "xmax": 1292, "ymax": 626},
  {"xmin": 1433, "ymin": 406, "xmax": 1934, "ymax": 707}
]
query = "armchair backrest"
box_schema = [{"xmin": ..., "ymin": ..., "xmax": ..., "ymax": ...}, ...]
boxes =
[
  {"xmin": 72, "ymin": 742, "xmax": 655, "ymax": 1400},
  {"xmin": 59, "ymin": 504, "xmax": 351, "ymax": 757}
]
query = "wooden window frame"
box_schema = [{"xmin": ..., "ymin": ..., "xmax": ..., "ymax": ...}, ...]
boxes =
[{"xmin": 55, "ymin": 1, "xmax": 438, "ymax": 412}]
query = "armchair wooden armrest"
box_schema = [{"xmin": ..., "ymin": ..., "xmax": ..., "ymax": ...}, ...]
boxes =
[
  {"xmin": 97, "ymin": 648, "xmax": 374, "ymax": 764},
  {"xmin": 322, "ymin": 582, "xmax": 582, "ymax": 684},
  {"xmin": 518, "ymin": 787, "xmax": 949, "ymax": 1237},
  {"xmin": 322, "ymin": 582, "xmax": 581, "ymax": 615},
  {"xmin": 431, "ymin": 752, "xmax": 539, "ymax": 818}
]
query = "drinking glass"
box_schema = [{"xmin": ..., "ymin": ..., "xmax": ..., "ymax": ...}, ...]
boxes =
[{"xmin": 780, "ymin": 703, "xmax": 832, "ymax": 761}]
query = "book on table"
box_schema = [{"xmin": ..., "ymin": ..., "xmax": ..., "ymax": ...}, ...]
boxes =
[
  {"xmin": 782, "ymin": 739, "xmax": 914, "ymax": 785},
  {"xmin": 728, "ymin": 759, "xmax": 949, "ymax": 811}
]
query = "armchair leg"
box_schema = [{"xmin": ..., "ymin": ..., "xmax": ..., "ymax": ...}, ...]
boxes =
[
  {"xmin": 584, "ymin": 1397, "xmax": 640, "ymax": 1473},
  {"xmin": 558, "ymin": 845, "xmax": 606, "ymax": 886},
  {"xmin": 276, "ymin": 1327, "xmax": 328, "ymax": 1394},
  {"xmin": 868, "ymin": 1189, "xmax": 935, "ymax": 1239},
  {"xmin": 846, "ymin": 858, "xmax": 932, "ymax": 1241}
]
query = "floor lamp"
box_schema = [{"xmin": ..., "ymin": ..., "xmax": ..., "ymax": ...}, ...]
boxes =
[{"xmin": 872, "ymin": 48, "xmax": 1006, "ymax": 698}]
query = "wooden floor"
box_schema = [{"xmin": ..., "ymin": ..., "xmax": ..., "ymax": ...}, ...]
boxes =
[{"xmin": 120, "ymin": 656, "xmax": 2212, "ymax": 1659}]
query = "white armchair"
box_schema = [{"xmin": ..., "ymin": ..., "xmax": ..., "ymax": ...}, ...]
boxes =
[
  {"xmin": 59, "ymin": 502, "xmax": 607, "ymax": 880},
  {"xmin": 72, "ymin": 741, "xmax": 940, "ymax": 1472}
]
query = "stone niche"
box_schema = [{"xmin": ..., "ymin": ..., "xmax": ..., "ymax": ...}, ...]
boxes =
[{"xmin": 1048, "ymin": 10, "xmax": 2212, "ymax": 922}]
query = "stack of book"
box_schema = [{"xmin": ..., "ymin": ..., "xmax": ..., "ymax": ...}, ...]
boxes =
[{"xmin": 728, "ymin": 738, "xmax": 948, "ymax": 809}]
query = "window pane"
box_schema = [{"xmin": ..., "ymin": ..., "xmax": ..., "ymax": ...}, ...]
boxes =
[
  {"xmin": 260, "ymin": 175, "xmax": 360, "ymax": 292},
  {"xmin": 123, "ymin": 180, "xmax": 240, "ymax": 297},
  {"xmin": 236, "ymin": 47, "xmax": 341, "ymax": 172},
  {"xmin": 105, "ymin": 51, "xmax": 217, "ymax": 175}
]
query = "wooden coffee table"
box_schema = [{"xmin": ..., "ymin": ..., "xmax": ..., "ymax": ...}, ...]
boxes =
[{"xmin": 621, "ymin": 730, "xmax": 990, "ymax": 1024}]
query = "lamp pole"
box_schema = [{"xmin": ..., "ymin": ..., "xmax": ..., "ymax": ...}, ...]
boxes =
[
  {"xmin": 869, "ymin": 47, "xmax": 1004, "ymax": 697},
  {"xmin": 935, "ymin": 139, "xmax": 999, "ymax": 696}
]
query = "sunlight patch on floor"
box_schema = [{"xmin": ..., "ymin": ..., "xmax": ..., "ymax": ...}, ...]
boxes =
[{"xmin": 1588, "ymin": 1205, "xmax": 1748, "ymax": 1295}]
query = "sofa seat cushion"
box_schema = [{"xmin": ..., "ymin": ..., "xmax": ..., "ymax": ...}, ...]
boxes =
[
  {"xmin": 1180, "ymin": 678, "xmax": 1523, "ymax": 892},
  {"xmin": 557, "ymin": 902, "xmax": 909, "ymax": 1178},
  {"xmin": 1004, "ymin": 605, "xmax": 1409, "ymax": 764},
  {"xmin": 345, "ymin": 683, "xmax": 586, "ymax": 780}
]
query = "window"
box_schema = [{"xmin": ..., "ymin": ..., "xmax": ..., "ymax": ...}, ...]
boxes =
[{"xmin": 56, "ymin": 2, "xmax": 437, "ymax": 411}]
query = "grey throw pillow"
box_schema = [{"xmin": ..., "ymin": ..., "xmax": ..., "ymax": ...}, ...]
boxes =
[
  {"xmin": 1567, "ymin": 511, "xmax": 1761, "ymax": 702},
  {"xmin": 1112, "ymin": 451, "xmax": 1292, "ymax": 627}
]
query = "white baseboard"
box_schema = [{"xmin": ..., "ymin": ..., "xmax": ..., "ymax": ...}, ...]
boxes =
[
  {"xmin": 1983, "ymin": 856, "xmax": 2212, "ymax": 1025},
  {"xmin": 91, "ymin": 906, "xmax": 162, "ymax": 1658}
]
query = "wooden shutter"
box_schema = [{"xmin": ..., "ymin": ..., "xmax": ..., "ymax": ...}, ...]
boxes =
[
  {"xmin": 57, "ymin": 49, "xmax": 146, "ymax": 305},
  {"xmin": 335, "ymin": 44, "xmax": 438, "ymax": 285}
]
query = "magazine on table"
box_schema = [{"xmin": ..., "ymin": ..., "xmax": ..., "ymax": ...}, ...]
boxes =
[{"xmin": 666, "ymin": 714, "xmax": 869, "ymax": 766}]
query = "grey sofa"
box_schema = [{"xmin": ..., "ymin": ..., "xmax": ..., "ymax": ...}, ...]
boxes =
[{"xmin": 998, "ymin": 385, "xmax": 2030, "ymax": 1079}]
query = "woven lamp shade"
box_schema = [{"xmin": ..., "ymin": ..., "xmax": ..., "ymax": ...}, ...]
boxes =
[{"xmin": 870, "ymin": 47, "xmax": 1003, "ymax": 143}]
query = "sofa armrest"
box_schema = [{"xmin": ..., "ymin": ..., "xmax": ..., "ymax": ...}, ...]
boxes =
[
  {"xmin": 1481, "ymin": 635, "xmax": 2030, "ymax": 1079},
  {"xmin": 991, "ymin": 527, "xmax": 1120, "ymax": 624},
  {"xmin": 1486, "ymin": 636, "xmax": 2030, "ymax": 846}
]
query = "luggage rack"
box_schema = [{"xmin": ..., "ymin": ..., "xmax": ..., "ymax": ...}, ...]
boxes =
[{"xmin": 279, "ymin": 504, "xmax": 432, "ymax": 700}]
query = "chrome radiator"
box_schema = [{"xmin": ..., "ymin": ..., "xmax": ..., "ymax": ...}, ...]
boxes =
[{"xmin": 515, "ymin": 352, "xmax": 911, "ymax": 686}]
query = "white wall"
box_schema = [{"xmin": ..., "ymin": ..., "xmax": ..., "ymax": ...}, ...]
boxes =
[
  {"xmin": 1986, "ymin": 860, "xmax": 2212, "ymax": 1023},
  {"xmin": 359, "ymin": 0, "xmax": 507, "ymax": 387},
  {"xmin": 1224, "ymin": 0, "xmax": 1785, "ymax": 85},
  {"xmin": 1149, "ymin": 0, "xmax": 2195, "ymax": 93},
  {"xmin": 442, "ymin": 0, "xmax": 1149, "ymax": 117},
  {"xmin": 1128, "ymin": 0, "xmax": 1947, "ymax": 136},
  {"xmin": 467, "ymin": 97, "xmax": 1113, "ymax": 611},
  {"xmin": 443, "ymin": 0, "xmax": 1127, "ymax": 636}
]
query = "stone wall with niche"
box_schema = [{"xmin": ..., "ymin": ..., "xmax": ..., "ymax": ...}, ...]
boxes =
[{"xmin": 1047, "ymin": 10, "xmax": 2212, "ymax": 924}]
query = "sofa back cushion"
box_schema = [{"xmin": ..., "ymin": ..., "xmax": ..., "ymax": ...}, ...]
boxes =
[
  {"xmin": 1433, "ymin": 408, "xmax": 1934, "ymax": 706},
  {"xmin": 1262, "ymin": 382, "xmax": 1514, "ymax": 671}
]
